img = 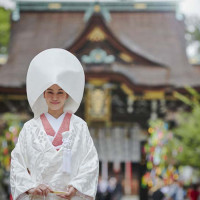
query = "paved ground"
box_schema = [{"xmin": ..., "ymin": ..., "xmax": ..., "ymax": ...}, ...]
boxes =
[{"xmin": 122, "ymin": 195, "xmax": 139, "ymax": 200}]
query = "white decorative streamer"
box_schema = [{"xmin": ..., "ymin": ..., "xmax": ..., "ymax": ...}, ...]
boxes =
[
  {"xmin": 62, "ymin": 148, "xmax": 71, "ymax": 174},
  {"xmin": 62, "ymin": 130, "xmax": 75, "ymax": 174}
]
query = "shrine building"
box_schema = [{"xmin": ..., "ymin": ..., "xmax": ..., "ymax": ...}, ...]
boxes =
[{"xmin": 0, "ymin": 1, "xmax": 200, "ymax": 199}]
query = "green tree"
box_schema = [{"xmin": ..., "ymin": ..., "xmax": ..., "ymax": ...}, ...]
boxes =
[
  {"xmin": 0, "ymin": 7, "xmax": 11, "ymax": 54},
  {"xmin": 185, "ymin": 17, "xmax": 200, "ymax": 63},
  {"xmin": 170, "ymin": 87, "xmax": 200, "ymax": 169},
  {"xmin": 186, "ymin": 17, "xmax": 200, "ymax": 48}
]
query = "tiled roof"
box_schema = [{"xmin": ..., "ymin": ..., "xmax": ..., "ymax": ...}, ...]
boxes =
[
  {"xmin": 0, "ymin": 11, "xmax": 199, "ymax": 88},
  {"xmin": 0, "ymin": 12, "xmax": 85, "ymax": 87},
  {"xmin": 108, "ymin": 12, "xmax": 200, "ymax": 87}
]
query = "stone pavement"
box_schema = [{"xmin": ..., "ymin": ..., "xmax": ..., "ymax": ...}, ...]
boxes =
[{"xmin": 122, "ymin": 195, "xmax": 139, "ymax": 200}]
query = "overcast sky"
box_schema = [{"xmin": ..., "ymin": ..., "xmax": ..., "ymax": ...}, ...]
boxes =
[
  {"xmin": 180, "ymin": 0, "xmax": 200, "ymax": 17},
  {"xmin": 1, "ymin": 0, "xmax": 200, "ymax": 18}
]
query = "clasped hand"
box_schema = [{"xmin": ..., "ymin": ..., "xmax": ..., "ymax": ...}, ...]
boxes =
[
  {"xmin": 27, "ymin": 184, "xmax": 77, "ymax": 199},
  {"xmin": 56, "ymin": 186, "xmax": 77, "ymax": 199}
]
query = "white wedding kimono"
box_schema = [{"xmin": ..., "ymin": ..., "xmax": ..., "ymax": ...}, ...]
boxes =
[{"xmin": 10, "ymin": 114, "xmax": 99, "ymax": 200}]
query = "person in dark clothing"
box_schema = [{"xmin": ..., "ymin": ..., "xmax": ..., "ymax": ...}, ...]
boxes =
[
  {"xmin": 188, "ymin": 184, "xmax": 199, "ymax": 200},
  {"xmin": 152, "ymin": 189, "xmax": 165, "ymax": 200}
]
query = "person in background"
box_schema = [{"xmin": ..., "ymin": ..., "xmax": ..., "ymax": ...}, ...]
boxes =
[
  {"xmin": 188, "ymin": 184, "xmax": 199, "ymax": 200},
  {"xmin": 167, "ymin": 179, "xmax": 185, "ymax": 200}
]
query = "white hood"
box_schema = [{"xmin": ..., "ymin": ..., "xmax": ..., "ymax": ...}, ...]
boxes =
[{"xmin": 26, "ymin": 48, "xmax": 85, "ymax": 118}]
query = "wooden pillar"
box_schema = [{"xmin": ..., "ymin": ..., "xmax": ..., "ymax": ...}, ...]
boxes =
[
  {"xmin": 102, "ymin": 160, "xmax": 108, "ymax": 180},
  {"xmin": 125, "ymin": 162, "xmax": 132, "ymax": 195},
  {"xmin": 113, "ymin": 161, "xmax": 121, "ymax": 173}
]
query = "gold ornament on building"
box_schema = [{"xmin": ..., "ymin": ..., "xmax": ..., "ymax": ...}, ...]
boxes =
[
  {"xmin": 89, "ymin": 79, "xmax": 108, "ymax": 86},
  {"xmin": 91, "ymin": 89, "xmax": 105, "ymax": 115},
  {"xmin": 121, "ymin": 84, "xmax": 134, "ymax": 100},
  {"xmin": 85, "ymin": 84, "xmax": 111, "ymax": 123},
  {"xmin": 133, "ymin": 3, "xmax": 147, "ymax": 10},
  {"xmin": 119, "ymin": 53, "xmax": 133, "ymax": 63},
  {"xmin": 94, "ymin": 5, "xmax": 101, "ymax": 13},
  {"xmin": 87, "ymin": 27, "xmax": 106, "ymax": 42},
  {"xmin": 144, "ymin": 90, "xmax": 164, "ymax": 100},
  {"xmin": 48, "ymin": 3, "xmax": 61, "ymax": 9}
]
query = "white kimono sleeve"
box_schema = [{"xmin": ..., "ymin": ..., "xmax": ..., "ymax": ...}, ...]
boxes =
[
  {"xmin": 69, "ymin": 123, "xmax": 99, "ymax": 200},
  {"xmin": 10, "ymin": 125, "xmax": 36, "ymax": 200}
]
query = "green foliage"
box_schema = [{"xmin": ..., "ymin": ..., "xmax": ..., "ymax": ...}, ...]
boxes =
[
  {"xmin": 186, "ymin": 17, "xmax": 200, "ymax": 45},
  {"xmin": 0, "ymin": 7, "xmax": 11, "ymax": 54},
  {"xmin": 169, "ymin": 87, "xmax": 200, "ymax": 169},
  {"xmin": 185, "ymin": 17, "xmax": 200, "ymax": 63}
]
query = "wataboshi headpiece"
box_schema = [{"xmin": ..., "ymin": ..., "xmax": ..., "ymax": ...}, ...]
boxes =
[{"xmin": 26, "ymin": 48, "xmax": 85, "ymax": 118}]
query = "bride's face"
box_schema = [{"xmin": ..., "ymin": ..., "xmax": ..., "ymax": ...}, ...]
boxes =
[{"xmin": 43, "ymin": 84, "xmax": 68, "ymax": 111}]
